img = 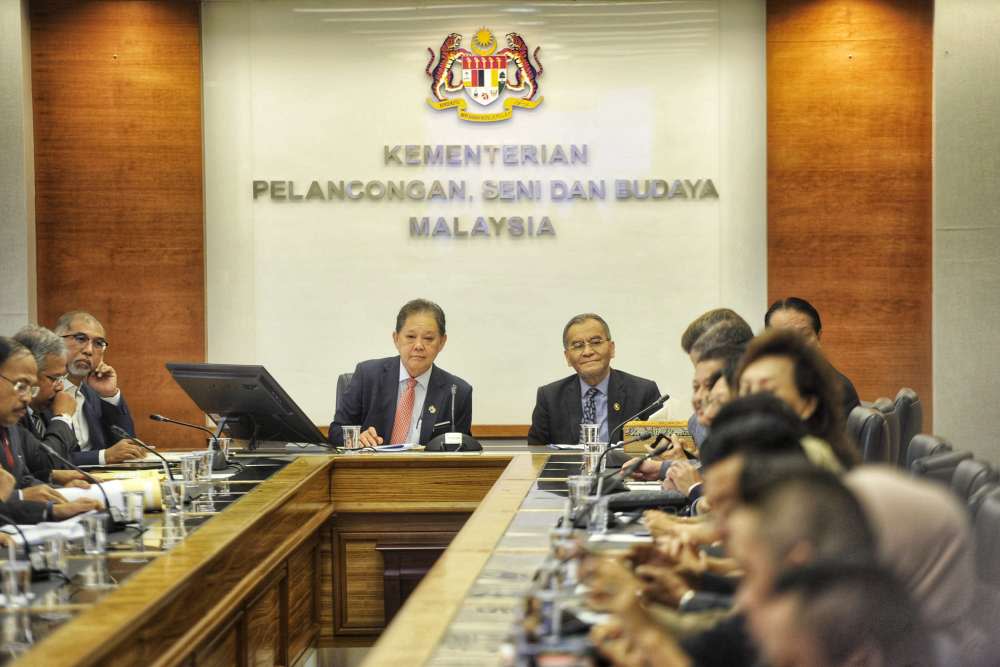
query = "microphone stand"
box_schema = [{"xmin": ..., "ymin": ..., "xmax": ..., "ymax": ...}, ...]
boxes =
[
  {"xmin": 606, "ymin": 393, "xmax": 671, "ymax": 445},
  {"xmin": 595, "ymin": 434, "xmax": 673, "ymax": 497},
  {"xmin": 592, "ymin": 430, "xmax": 655, "ymax": 476},
  {"xmin": 33, "ymin": 442, "xmax": 126, "ymax": 534},
  {"xmin": 150, "ymin": 414, "xmax": 228, "ymax": 471},
  {"xmin": 109, "ymin": 426, "xmax": 174, "ymax": 480}
]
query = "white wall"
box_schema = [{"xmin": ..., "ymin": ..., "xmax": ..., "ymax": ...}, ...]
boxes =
[
  {"xmin": 934, "ymin": 1, "xmax": 1000, "ymax": 461},
  {"xmin": 203, "ymin": 0, "xmax": 767, "ymax": 426},
  {"xmin": 0, "ymin": 0, "xmax": 35, "ymax": 334}
]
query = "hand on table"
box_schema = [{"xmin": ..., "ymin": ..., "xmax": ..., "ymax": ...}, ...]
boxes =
[
  {"xmin": 105, "ymin": 439, "xmax": 144, "ymax": 463},
  {"xmin": 22, "ymin": 484, "xmax": 67, "ymax": 504},
  {"xmin": 51, "ymin": 469, "xmax": 90, "ymax": 488},
  {"xmin": 51, "ymin": 499, "xmax": 102, "ymax": 520},
  {"xmin": 359, "ymin": 427, "xmax": 383, "ymax": 447}
]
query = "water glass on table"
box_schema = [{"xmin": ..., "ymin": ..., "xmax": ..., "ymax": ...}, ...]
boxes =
[
  {"xmin": 160, "ymin": 478, "xmax": 186, "ymax": 512},
  {"xmin": 81, "ymin": 515, "xmax": 107, "ymax": 555},
  {"xmin": 196, "ymin": 449, "xmax": 214, "ymax": 483},
  {"xmin": 585, "ymin": 495, "xmax": 609, "ymax": 535},
  {"xmin": 342, "ymin": 425, "xmax": 362, "ymax": 450},
  {"xmin": 565, "ymin": 475, "xmax": 592, "ymax": 516}
]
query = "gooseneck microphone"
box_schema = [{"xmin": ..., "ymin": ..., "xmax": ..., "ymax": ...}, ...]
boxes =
[
  {"xmin": 33, "ymin": 441, "xmax": 126, "ymax": 533},
  {"xmin": 110, "ymin": 425, "xmax": 174, "ymax": 480},
  {"xmin": 596, "ymin": 434, "xmax": 673, "ymax": 496},
  {"xmin": 150, "ymin": 414, "xmax": 228, "ymax": 470},
  {"xmin": 593, "ymin": 430, "xmax": 654, "ymax": 476},
  {"xmin": 607, "ymin": 393, "xmax": 671, "ymax": 443},
  {"xmin": 150, "ymin": 413, "xmax": 215, "ymax": 437}
]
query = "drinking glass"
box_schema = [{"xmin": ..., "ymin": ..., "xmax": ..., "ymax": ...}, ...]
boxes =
[
  {"xmin": 160, "ymin": 478, "xmax": 186, "ymax": 512},
  {"xmin": 81, "ymin": 515, "xmax": 107, "ymax": 555},
  {"xmin": 578, "ymin": 423, "xmax": 599, "ymax": 445},
  {"xmin": 585, "ymin": 495, "xmax": 609, "ymax": 535},
  {"xmin": 342, "ymin": 425, "xmax": 361, "ymax": 450}
]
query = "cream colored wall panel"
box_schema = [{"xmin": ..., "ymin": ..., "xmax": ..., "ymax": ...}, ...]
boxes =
[{"xmin": 203, "ymin": 0, "xmax": 766, "ymax": 425}]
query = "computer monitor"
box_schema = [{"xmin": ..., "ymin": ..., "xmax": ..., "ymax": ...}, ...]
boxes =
[{"xmin": 165, "ymin": 362, "xmax": 327, "ymax": 448}]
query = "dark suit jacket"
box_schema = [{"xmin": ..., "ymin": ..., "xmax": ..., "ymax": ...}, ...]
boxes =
[
  {"xmin": 329, "ymin": 356, "xmax": 473, "ymax": 445},
  {"xmin": 71, "ymin": 383, "xmax": 135, "ymax": 466},
  {"xmin": 527, "ymin": 369, "xmax": 661, "ymax": 445},
  {"xmin": 0, "ymin": 426, "xmax": 52, "ymax": 488},
  {"xmin": 19, "ymin": 410, "xmax": 77, "ymax": 467},
  {"xmin": 833, "ymin": 365, "xmax": 861, "ymax": 420}
]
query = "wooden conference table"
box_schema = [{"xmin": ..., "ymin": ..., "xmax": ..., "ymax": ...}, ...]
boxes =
[{"xmin": 13, "ymin": 443, "xmax": 566, "ymax": 666}]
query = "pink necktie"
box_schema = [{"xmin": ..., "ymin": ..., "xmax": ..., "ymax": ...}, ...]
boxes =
[{"xmin": 390, "ymin": 377, "xmax": 417, "ymax": 444}]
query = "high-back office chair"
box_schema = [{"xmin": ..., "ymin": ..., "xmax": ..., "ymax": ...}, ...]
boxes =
[
  {"xmin": 894, "ymin": 388, "xmax": 922, "ymax": 466},
  {"xmin": 951, "ymin": 459, "xmax": 999, "ymax": 502},
  {"xmin": 905, "ymin": 434, "xmax": 953, "ymax": 470},
  {"xmin": 974, "ymin": 487, "xmax": 1000, "ymax": 585},
  {"xmin": 911, "ymin": 450, "xmax": 974, "ymax": 485},
  {"xmin": 847, "ymin": 406, "xmax": 890, "ymax": 464},
  {"xmin": 970, "ymin": 483, "xmax": 1000, "ymax": 519},
  {"xmin": 871, "ymin": 397, "xmax": 901, "ymax": 466},
  {"xmin": 335, "ymin": 372, "xmax": 354, "ymax": 413}
]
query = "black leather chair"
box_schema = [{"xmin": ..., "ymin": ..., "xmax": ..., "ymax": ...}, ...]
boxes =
[
  {"xmin": 974, "ymin": 487, "xmax": 1000, "ymax": 585},
  {"xmin": 905, "ymin": 434, "xmax": 952, "ymax": 470},
  {"xmin": 951, "ymin": 459, "xmax": 999, "ymax": 502},
  {"xmin": 970, "ymin": 482, "xmax": 1000, "ymax": 519},
  {"xmin": 335, "ymin": 372, "xmax": 354, "ymax": 414},
  {"xmin": 871, "ymin": 398, "xmax": 901, "ymax": 466},
  {"xmin": 847, "ymin": 406, "xmax": 890, "ymax": 464},
  {"xmin": 911, "ymin": 450, "xmax": 973, "ymax": 485},
  {"xmin": 893, "ymin": 388, "xmax": 922, "ymax": 466}
]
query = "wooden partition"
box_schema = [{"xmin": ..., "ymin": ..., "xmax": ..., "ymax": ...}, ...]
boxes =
[
  {"xmin": 767, "ymin": 0, "xmax": 934, "ymax": 420},
  {"xmin": 30, "ymin": 0, "xmax": 206, "ymax": 448}
]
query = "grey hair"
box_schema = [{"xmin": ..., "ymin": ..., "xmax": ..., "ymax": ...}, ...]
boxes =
[
  {"xmin": 690, "ymin": 320, "xmax": 753, "ymax": 362},
  {"xmin": 53, "ymin": 310, "xmax": 101, "ymax": 335},
  {"xmin": 13, "ymin": 325, "xmax": 67, "ymax": 367},
  {"xmin": 562, "ymin": 313, "xmax": 612, "ymax": 348}
]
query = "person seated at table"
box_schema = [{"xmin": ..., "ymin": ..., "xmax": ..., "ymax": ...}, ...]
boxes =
[
  {"xmin": 527, "ymin": 313, "xmax": 661, "ymax": 445},
  {"xmin": 329, "ymin": 299, "xmax": 472, "ymax": 447},
  {"xmin": 13, "ymin": 325, "xmax": 90, "ymax": 489},
  {"xmin": 736, "ymin": 328, "xmax": 858, "ymax": 469},
  {"xmin": 53, "ymin": 310, "xmax": 143, "ymax": 465},
  {"xmin": 655, "ymin": 311, "xmax": 753, "ymax": 442},
  {"xmin": 0, "ymin": 337, "xmax": 102, "ymax": 523},
  {"xmin": 764, "ymin": 296, "xmax": 860, "ymax": 419}
]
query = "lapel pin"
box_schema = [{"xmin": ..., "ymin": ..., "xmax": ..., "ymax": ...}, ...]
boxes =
[
  {"xmin": 613, "ymin": 402, "xmax": 622, "ymax": 412},
  {"xmin": 428, "ymin": 405, "xmax": 437, "ymax": 414}
]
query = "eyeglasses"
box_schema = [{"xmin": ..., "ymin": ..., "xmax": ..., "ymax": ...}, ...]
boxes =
[
  {"xmin": 566, "ymin": 336, "xmax": 610, "ymax": 353},
  {"xmin": 0, "ymin": 375, "xmax": 40, "ymax": 399},
  {"xmin": 61, "ymin": 332, "xmax": 109, "ymax": 351},
  {"xmin": 44, "ymin": 373, "xmax": 69, "ymax": 384}
]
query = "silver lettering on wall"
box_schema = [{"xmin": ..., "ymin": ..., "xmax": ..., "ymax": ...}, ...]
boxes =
[{"xmin": 251, "ymin": 143, "xmax": 719, "ymax": 240}]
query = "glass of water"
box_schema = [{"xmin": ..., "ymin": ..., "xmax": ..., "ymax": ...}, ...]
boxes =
[
  {"xmin": 160, "ymin": 478, "xmax": 186, "ymax": 512},
  {"xmin": 81, "ymin": 515, "xmax": 107, "ymax": 555},
  {"xmin": 579, "ymin": 423, "xmax": 599, "ymax": 445},
  {"xmin": 342, "ymin": 425, "xmax": 361, "ymax": 450},
  {"xmin": 585, "ymin": 495, "xmax": 609, "ymax": 535},
  {"xmin": 565, "ymin": 475, "xmax": 592, "ymax": 516}
]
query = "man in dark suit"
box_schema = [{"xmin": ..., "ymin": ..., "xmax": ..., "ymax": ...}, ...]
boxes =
[
  {"xmin": 528, "ymin": 313, "xmax": 661, "ymax": 445},
  {"xmin": 329, "ymin": 299, "xmax": 472, "ymax": 446},
  {"xmin": 52, "ymin": 311, "xmax": 143, "ymax": 465},
  {"xmin": 0, "ymin": 336, "xmax": 105, "ymax": 523}
]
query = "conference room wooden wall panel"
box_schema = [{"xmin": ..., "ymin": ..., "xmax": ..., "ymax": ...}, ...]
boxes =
[
  {"xmin": 30, "ymin": 0, "xmax": 205, "ymax": 448},
  {"xmin": 767, "ymin": 0, "xmax": 933, "ymax": 424}
]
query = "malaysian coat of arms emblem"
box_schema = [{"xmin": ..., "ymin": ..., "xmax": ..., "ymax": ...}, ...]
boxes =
[{"xmin": 425, "ymin": 28, "xmax": 543, "ymax": 122}]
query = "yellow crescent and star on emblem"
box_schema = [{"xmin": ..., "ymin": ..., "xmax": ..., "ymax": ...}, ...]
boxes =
[
  {"xmin": 428, "ymin": 405, "xmax": 437, "ymax": 414},
  {"xmin": 424, "ymin": 26, "xmax": 543, "ymax": 122}
]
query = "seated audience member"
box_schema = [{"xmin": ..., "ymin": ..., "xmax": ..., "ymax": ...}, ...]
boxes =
[
  {"xmin": 0, "ymin": 338, "xmax": 101, "ymax": 523},
  {"xmin": 659, "ymin": 310, "xmax": 753, "ymax": 445},
  {"xmin": 330, "ymin": 299, "xmax": 472, "ymax": 446},
  {"xmin": 736, "ymin": 328, "xmax": 858, "ymax": 468},
  {"xmin": 845, "ymin": 466, "xmax": 996, "ymax": 666},
  {"xmin": 765, "ymin": 296, "xmax": 860, "ymax": 418},
  {"xmin": 587, "ymin": 464, "xmax": 877, "ymax": 667},
  {"xmin": 528, "ymin": 313, "xmax": 660, "ymax": 445},
  {"xmin": 13, "ymin": 326, "xmax": 89, "ymax": 488},
  {"xmin": 749, "ymin": 563, "xmax": 930, "ymax": 667},
  {"xmin": 53, "ymin": 311, "xmax": 142, "ymax": 464},
  {"xmin": 699, "ymin": 345, "xmax": 742, "ymax": 427}
]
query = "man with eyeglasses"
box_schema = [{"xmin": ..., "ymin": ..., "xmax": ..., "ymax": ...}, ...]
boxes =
[
  {"xmin": 12, "ymin": 326, "xmax": 92, "ymax": 485},
  {"xmin": 0, "ymin": 337, "xmax": 102, "ymax": 523},
  {"xmin": 528, "ymin": 313, "xmax": 661, "ymax": 445},
  {"xmin": 52, "ymin": 311, "xmax": 143, "ymax": 465}
]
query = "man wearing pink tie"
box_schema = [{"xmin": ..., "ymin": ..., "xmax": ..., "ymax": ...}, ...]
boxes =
[{"xmin": 328, "ymin": 299, "xmax": 473, "ymax": 447}]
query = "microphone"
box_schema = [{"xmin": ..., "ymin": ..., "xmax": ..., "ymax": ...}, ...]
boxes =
[
  {"xmin": 150, "ymin": 413, "xmax": 215, "ymax": 436},
  {"xmin": 607, "ymin": 393, "xmax": 671, "ymax": 443},
  {"xmin": 593, "ymin": 430, "xmax": 654, "ymax": 476},
  {"xmin": 150, "ymin": 414, "xmax": 227, "ymax": 471},
  {"xmin": 595, "ymin": 434, "xmax": 674, "ymax": 496},
  {"xmin": 110, "ymin": 425, "xmax": 174, "ymax": 480},
  {"xmin": 33, "ymin": 441, "xmax": 126, "ymax": 533}
]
